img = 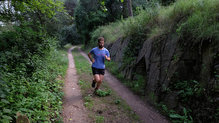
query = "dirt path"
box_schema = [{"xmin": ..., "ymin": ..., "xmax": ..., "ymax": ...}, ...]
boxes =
[
  {"xmin": 79, "ymin": 48, "xmax": 169, "ymax": 123},
  {"xmin": 62, "ymin": 47, "xmax": 90, "ymax": 123}
]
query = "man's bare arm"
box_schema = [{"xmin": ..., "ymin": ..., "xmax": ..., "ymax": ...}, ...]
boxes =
[
  {"xmin": 105, "ymin": 55, "xmax": 111, "ymax": 61},
  {"xmin": 88, "ymin": 52, "xmax": 95, "ymax": 63}
]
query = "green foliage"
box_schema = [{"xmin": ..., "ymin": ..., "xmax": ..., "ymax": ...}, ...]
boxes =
[
  {"xmin": 173, "ymin": 80, "xmax": 203, "ymax": 102},
  {"xmin": 114, "ymin": 99, "xmax": 121, "ymax": 105},
  {"xmin": 13, "ymin": 0, "xmax": 64, "ymax": 18},
  {"xmin": 176, "ymin": 0, "xmax": 219, "ymax": 43},
  {"xmin": 74, "ymin": 0, "xmax": 107, "ymax": 45},
  {"xmin": 104, "ymin": 0, "xmax": 123, "ymax": 21},
  {"xmin": 160, "ymin": 0, "xmax": 175, "ymax": 6},
  {"xmin": 91, "ymin": 9, "xmax": 155, "ymax": 44},
  {"xmin": 148, "ymin": 92, "xmax": 157, "ymax": 103},
  {"xmin": 45, "ymin": 11, "xmax": 73, "ymax": 37},
  {"xmin": 74, "ymin": 0, "xmax": 123, "ymax": 46},
  {"xmin": 0, "ymin": 23, "xmax": 68, "ymax": 122},
  {"xmin": 159, "ymin": 104, "xmax": 193, "ymax": 123},
  {"xmin": 132, "ymin": 0, "xmax": 161, "ymax": 15},
  {"xmin": 105, "ymin": 61, "xmax": 120, "ymax": 75},
  {"xmin": 59, "ymin": 24, "xmax": 81, "ymax": 46},
  {"xmin": 73, "ymin": 50, "xmax": 92, "ymax": 75},
  {"xmin": 95, "ymin": 115, "xmax": 104, "ymax": 123},
  {"xmin": 64, "ymin": 0, "xmax": 77, "ymax": 17},
  {"xmin": 0, "ymin": 44, "xmax": 68, "ymax": 122},
  {"xmin": 91, "ymin": 0, "xmax": 219, "ymax": 46},
  {"xmin": 84, "ymin": 95, "xmax": 94, "ymax": 110},
  {"xmin": 168, "ymin": 79, "xmax": 218, "ymax": 122},
  {"xmin": 122, "ymin": 32, "xmax": 146, "ymax": 68},
  {"xmin": 95, "ymin": 89, "xmax": 112, "ymax": 97},
  {"xmin": 84, "ymin": 102, "xmax": 94, "ymax": 110},
  {"xmin": 0, "ymin": 0, "xmax": 65, "ymax": 23},
  {"xmin": 0, "ymin": 0, "xmax": 71, "ymax": 122}
]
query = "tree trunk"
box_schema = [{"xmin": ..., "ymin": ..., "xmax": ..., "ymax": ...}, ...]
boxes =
[{"xmin": 123, "ymin": 0, "xmax": 133, "ymax": 18}]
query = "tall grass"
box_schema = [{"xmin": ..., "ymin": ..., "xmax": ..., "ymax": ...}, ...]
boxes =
[
  {"xmin": 176, "ymin": 0, "xmax": 219, "ymax": 42},
  {"xmin": 91, "ymin": 0, "xmax": 219, "ymax": 44},
  {"xmin": 91, "ymin": 9, "xmax": 156, "ymax": 44}
]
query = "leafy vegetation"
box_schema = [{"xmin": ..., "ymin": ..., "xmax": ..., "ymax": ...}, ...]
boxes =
[
  {"xmin": 0, "ymin": 0, "xmax": 70, "ymax": 122},
  {"xmin": 168, "ymin": 80, "xmax": 219, "ymax": 122},
  {"xmin": 91, "ymin": 9, "xmax": 154, "ymax": 44},
  {"xmin": 95, "ymin": 115, "xmax": 105, "ymax": 123},
  {"xmin": 0, "ymin": 37, "xmax": 68, "ymax": 122},
  {"xmin": 95, "ymin": 89, "xmax": 112, "ymax": 97},
  {"xmin": 59, "ymin": 24, "xmax": 81, "ymax": 46},
  {"xmin": 159, "ymin": 104, "xmax": 193, "ymax": 123}
]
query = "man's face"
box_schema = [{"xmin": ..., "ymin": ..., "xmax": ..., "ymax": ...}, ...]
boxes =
[{"xmin": 98, "ymin": 40, "xmax": 104, "ymax": 48}]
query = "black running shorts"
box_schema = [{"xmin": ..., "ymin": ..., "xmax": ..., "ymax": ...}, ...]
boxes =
[{"xmin": 92, "ymin": 67, "xmax": 105, "ymax": 75}]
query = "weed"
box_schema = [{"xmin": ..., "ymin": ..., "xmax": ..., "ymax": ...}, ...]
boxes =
[
  {"xmin": 84, "ymin": 102, "xmax": 94, "ymax": 110},
  {"xmin": 95, "ymin": 89, "xmax": 112, "ymax": 97},
  {"xmin": 169, "ymin": 108, "xmax": 193, "ymax": 123},
  {"xmin": 114, "ymin": 99, "xmax": 121, "ymax": 105},
  {"xmin": 159, "ymin": 104, "xmax": 193, "ymax": 123},
  {"xmin": 78, "ymin": 80, "xmax": 85, "ymax": 86},
  {"xmin": 95, "ymin": 116, "xmax": 104, "ymax": 123},
  {"xmin": 84, "ymin": 96, "xmax": 92, "ymax": 102}
]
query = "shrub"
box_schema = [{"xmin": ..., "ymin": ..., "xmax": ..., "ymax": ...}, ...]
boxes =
[{"xmin": 0, "ymin": 24, "xmax": 68, "ymax": 122}]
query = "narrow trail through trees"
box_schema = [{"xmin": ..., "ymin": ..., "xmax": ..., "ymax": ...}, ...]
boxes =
[
  {"xmin": 79, "ymin": 48, "xmax": 169, "ymax": 123},
  {"xmin": 62, "ymin": 47, "xmax": 90, "ymax": 123}
]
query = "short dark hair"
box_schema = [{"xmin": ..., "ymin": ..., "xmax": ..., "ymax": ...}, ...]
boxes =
[{"xmin": 98, "ymin": 37, "xmax": 104, "ymax": 43}]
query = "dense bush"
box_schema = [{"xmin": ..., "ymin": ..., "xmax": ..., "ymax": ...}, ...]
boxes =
[
  {"xmin": 0, "ymin": 0, "xmax": 70, "ymax": 122},
  {"xmin": 59, "ymin": 24, "xmax": 81, "ymax": 46},
  {"xmin": 0, "ymin": 24, "xmax": 68, "ymax": 122},
  {"xmin": 74, "ymin": 0, "xmax": 123, "ymax": 46}
]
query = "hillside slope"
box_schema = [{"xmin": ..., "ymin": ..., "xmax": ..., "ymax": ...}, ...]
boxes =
[{"xmin": 91, "ymin": 0, "xmax": 219, "ymax": 122}]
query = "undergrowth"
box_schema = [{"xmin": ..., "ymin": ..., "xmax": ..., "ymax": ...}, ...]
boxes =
[{"xmin": 0, "ymin": 28, "xmax": 68, "ymax": 122}]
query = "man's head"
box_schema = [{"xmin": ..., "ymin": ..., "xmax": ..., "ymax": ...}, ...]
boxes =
[{"xmin": 98, "ymin": 37, "xmax": 104, "ymax": 48}]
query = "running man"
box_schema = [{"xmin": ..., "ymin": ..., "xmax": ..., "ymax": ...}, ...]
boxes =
[{"xmin": 88, "ymin": 37, "xmax": 111, "ymax": 93}]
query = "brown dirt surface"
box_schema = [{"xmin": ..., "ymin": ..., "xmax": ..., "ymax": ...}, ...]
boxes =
[
  {"xmin": 77, "ymin": 73, "xmax": 140, "ymax": 123},
  {"xmin": 79, "ymin": 48, "xmax": 169, "ymax": 123},
  {"xmin": 62, "ymin": 47, "xmax": 90, "ymax": 123}
]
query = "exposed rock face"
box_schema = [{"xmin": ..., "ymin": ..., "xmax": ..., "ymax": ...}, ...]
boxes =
[
  {"xmin": 106, "ymin": 33, "xmax": 219, "ymax": 110},
  {"xmin": 106, "ymin": 37, "xmax": 130, "ymax": 68}
]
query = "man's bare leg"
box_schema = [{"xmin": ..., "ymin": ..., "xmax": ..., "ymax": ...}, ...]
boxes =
[
  {"xmin": 94, "ymin": 74, "xmax": 100, "ymax": 90},
  {"xmin": 99, "ymin": 74, "xmax": 104, "ymax": 84},
  {"xmin": 94, "ymin": 74, "xmax": 104, "ymax": 91}
]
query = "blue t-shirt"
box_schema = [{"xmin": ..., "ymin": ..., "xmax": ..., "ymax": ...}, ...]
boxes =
[{"xmin": 90, "ymin": 47, "xmax": 110, "ymax": 69}]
